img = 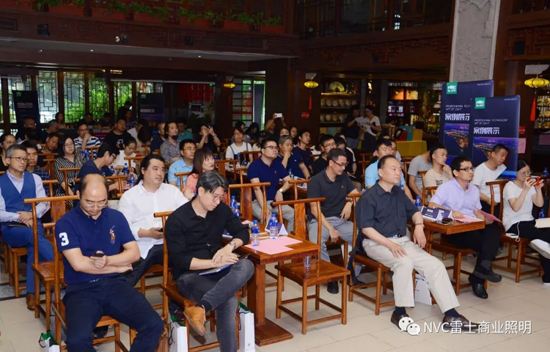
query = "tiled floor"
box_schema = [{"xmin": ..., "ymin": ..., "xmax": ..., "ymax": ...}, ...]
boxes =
[{"xmin": 1, "ymin": 254, "xmax": 550, "ymax": 352}]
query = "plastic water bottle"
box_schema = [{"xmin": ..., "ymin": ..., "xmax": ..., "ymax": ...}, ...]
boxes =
[
  {"xmin": 109, "ymin": 165, "xmax": 115, "ymax": 175},
  {"xmin": 269, "ymin": 213, "xmax": 278, "ymax": 240},
  {"xmin": 234, "ymin": 202, "xmax": 241, "ymax": 219},
  {"xmin": 128, "ymin": 174, "xmax": 135, "ymax": 188},
  {"xmin": 539, "ymin": 208, "xmax": 545, "ymax": 219},
  {"xmin": 289, "ymin": 169, "xmax": 294, "ymax": 180},
  {"xmin": 230, "ymin": 195, "xmax": 237, "ymax": 213},
  {"xmin": 415, "ymin": 195, "xmax": 422, "ymax": 210},
  {"xmin": 544, "ymin": 167, "xmax": 549, "ymax": 177},
  {"xmin": 236, "ymin": 152, "xmax": 241, "ymax": 166},
  {"xmin": 122, "ymin": 163, "xmax": 129, "ymax": 176},
  {"xmin": 251, "ymin": 220, "xmax": 260, "ymax": 246}
]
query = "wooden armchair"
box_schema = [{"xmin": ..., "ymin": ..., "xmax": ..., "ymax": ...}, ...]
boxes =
[
  {"xmin": 215, "ymin": 159, "xmax": 238, "ymax": 178},
  {"xmin": 59, "ymin": 167, "xmax": 81, "ymax": 196},
  {"xmin": 289, "ymin": 179, "xmax": 310, "ymax": 200},
  {"xmin": 241, "ymin": 150, "xmax": 260, "ymax": 162},
  {"xmin": 272, "ymin": 197, "xmax": 349, "ymax": 334},
  {"xmin": 228, "ymin": 182, "xmax": 270, "ymax": 223},
  {"xmin": 174, "ymin": 172, "xmax": 192, "ymax": 192}
]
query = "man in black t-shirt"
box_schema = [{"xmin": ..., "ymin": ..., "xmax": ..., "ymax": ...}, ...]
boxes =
[
  {"xmin": 307, "ymin": 149, "xmax": 360, "ymax": 294},
  {"xmin": 342, "ymin": 105, "xmax": 360, "ymax": 148},
  {"xmin": 311, "ymin": 134, "xmax": 336, "ymax": 176},
  {"xmin": 104, "ymin": 117, "xmax": 132, "ymax": 150}
]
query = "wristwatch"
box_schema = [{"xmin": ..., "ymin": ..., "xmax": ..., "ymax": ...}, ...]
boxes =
[
  {"xmin": 277, "ymin": 189, "xmax": 284, "ymax": 194},
  {"xmin": 414, "ymin": 223, "xmax": 425, "ymax": 228},
  {"xmin": 229, "ymin": 240, "xmax": 237, "ymax": 250}
]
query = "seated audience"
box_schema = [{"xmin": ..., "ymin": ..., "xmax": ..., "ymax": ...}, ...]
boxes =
[
  {"xmin": 113, "ymin": 136, "xmax": 137, "ymax": 173},
  {"xmin": 55, "ymin": 112, "xmax": 67, "ymax": 130},
  {"xmin": 41, "ymin": 120, "xmax": 59, "ymax": 143},
  {"xmin": 225, "ymin": 127, "xmax": 253, "ymax": 165},
  {"xmin": 289, "ymin": 126, "xmax": 298, "ymax": 140},
  {"xmin": 429, "ymin": 156, "xmax": 502, "ymax": 299},
  {"xmin": 117, "ymin": 100, "xmax": 132, "ymax": 121},
  {"xmin": 279, "ymin": 127, "xmax": 290, "ymax": 137},
  {"xmin": 249, "ymin": 138, "xmax": 294, "ymax": 231},
  {"xmin": 407, "ymin": 149, "xmax": 432, "ymax": 198},
  {"xmin": 160, "ymin": 121, "xmax": 181, "ymax": 163},
  {"xmin": 264, "ymin": 113, "xmax": 286, "ymax": 140},
  {"xmin": 196, "ymin": 124, "xmax": 221, "ymax": 154},
  {"xmin": 128, "ymin": 118, "xmax": 146, "ymax": 140},
  {"xmin": 335, "ymin": 136, "xmax": 360, "ymax": 189},
  {"xmin": 119, "ymin": 155, "xmax": 188, "ymax": 287},
  {"xmin": 55, "ymin": 174, "xmax": 163, "ymax": 351},
  {"xmin": 503, "ymin": 159, "xmax": 550, "ymax": 286},
  {"xmin": 98, "ymin": 112, "xmax": 112, "ymax": 128},
  {"xmin": 245, "ymin": 122, "xmax": 260, "ymax": 145},
  {"xmin": 177, "ymin": 118, "xmax": 193, "ymax": 142},
  {"xmin": 74, "ymin": 121, "xmax": 101, "ymax": 151},
  {"xmin": 165, "ymin": 171, "xmax": 253, "ymax": 347},
  {"xmin": 308, "ymin": 148, "xmax": 359, "ymax": 293},
  {"xmin": 54, "ymin": 136, "xmax": 85, "ymax": 197},
  {"xmin": 358, "ymin": 155, "xmax": 478, "ymax": 330},
  {"xmin": 424, "ymin": 144, "xmax": 452, "ymax": 187},
  {"xmin": 22, "ymin": 141, "xmax": 51, "ymax": 196},
  {"xmin": 77, "ymin": 143, "xmax": 118, "ymax": 192},
  {"xmin": 473, "ymin": 144, "xmax": 509, "ymax": 215},
  {"xmin": 150, "ymin": 122, "xmax": 166, "ymax": 152},
  {"xmin": 184, "ymin": 148, "xmax": 216, "ymax": 201},
  {"xmin": 15, "ymin": 117, "xmax": 37, "ymax": 143},
  {"xmin": 168, "ymin": 139, "xmax": 195, "ymax": 189},
  {"xmin": 38, "ymin": 133, "xmax": 59, "ymax": 167},
  {"xmin": 136, "ymin": 123, "xmax": 153, "ymax": 155},
  {"xmin": 0, "ymin": 145, "xmax": 52, "ymax": 310},
  {"xmin": 292, "ymin": 129, "xmax": 313, "ymax": 172},
  {"xmin": 0, "ymin": 133, "xmax": 16, "ymax": 172},
  {"xmin": 365, "ymin": 138, "xmax": 413, "ymax": 200},
  {"xmin": 104, "ymin": 117, "xmax": 132, "ymax": 150},
  {"xmin": 78, "ymin": 112, "xmax": 95, "ymax": 129},
  {"xmin": 312, "ymin": 134, "xmax": 336, "ymax": 176},
  {"xmin": 277, "ymin": 135, "xmax": 310, "ymax": 179}
]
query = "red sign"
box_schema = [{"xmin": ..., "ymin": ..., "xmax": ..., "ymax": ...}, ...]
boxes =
[
  {"xmin": 301, "ymin": 112, "xmax": 310, "ymax": 119},
  {"xmin": 519, "ymin": 126, "xmax": 525, "ymax": 135}
]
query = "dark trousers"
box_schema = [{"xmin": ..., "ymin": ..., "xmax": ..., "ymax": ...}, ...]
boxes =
[
  {"xmin": 481, "ymin": 201, "xmax": 501, "ymax": 218},
  {"xmin": 176, "ymin": 259, "xmax": 254, "ymax": 352},
  {"xmin": 508, "ymin": 220, "xmax": 550, "ymax": 283},
  {"xmin": 444, "ymin": 222, "xmax": 501, "ymax": 284},
  {"xmin": 64, "ymin": 277, "xmax": 163, "ymax": 352},
  {"xmin": 2, "ymin": 224, "xmax": 53, "ymax": 294},
  {"xmin": 123, "ymin": 244, "xmax": 164, "ymax": 288},
  {"xmin": 362, "ymin": 132, "xmax": 377, "ymax": 153}
]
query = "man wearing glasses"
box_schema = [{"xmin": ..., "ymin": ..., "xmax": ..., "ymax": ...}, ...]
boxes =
[
  {"xmin": 74, "ymin": 121, "xmax": 101, "ymax": 151},
  {"xmin": 429, "ymin": 156, "xmax": 502, "ymax": 300},
  {"xmin": 307, "ymin": 148, "xmax": 360, "ymax": 293},
  {"xmin": 0, "ymin": 144, "xmax": 52, "ymax": 310},
  {"xmin": 312, "ymin": 134, "xmax": 337, "ymax": 176},
  {"xmin": 248, "ymin": 138, "xmax": 294, "ymax": 231},
  {"xmin": 168, "ymin": 139, "xmax": 195, "ymax": 188},
  {"xmin": 165, "ymin": 171, "xmax": 253, "ymax": 349},
  {"xmin": 55, "ymin": 174, "xmax": 163, "ymax": 351}
]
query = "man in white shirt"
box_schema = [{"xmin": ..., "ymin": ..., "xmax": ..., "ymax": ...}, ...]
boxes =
[
  {"xmin": 74, "ymin": 121, "xmax": 101, "ymax": 151},
  {"xmin": 472, "ymin": 144, "xmax": 509, "ymax": 214},
  {"xmin": 118, "ymin": 154, "xmax": 188, "ymax": 287}
]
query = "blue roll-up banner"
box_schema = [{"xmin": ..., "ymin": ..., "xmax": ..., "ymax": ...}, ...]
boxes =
[
  {"xmin": 439, "ymin": 80, "xmax": 494, "ymax": 161},
  {"xmin": 470, "ymin": 96, "xmax": 521, "ymax": 178},
  {"xmin": 138, "ymin": 93, "xmax": 164, "ymax": 122}
]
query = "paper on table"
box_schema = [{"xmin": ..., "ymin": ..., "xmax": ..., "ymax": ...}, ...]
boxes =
[
  {"xmin": 478, "ymin": 210, "xmax": 502, "ymax": 223},
  {"xmin": 245, "ymin": 238, "xmax": 293, "ymax": 255},
  {"xmin": 454, "ymin": 215, "xmax": 484, "ymax": 223},
  {"xmin": 277, "ymin": 236, "xmax": 302, "ymax": 246}
]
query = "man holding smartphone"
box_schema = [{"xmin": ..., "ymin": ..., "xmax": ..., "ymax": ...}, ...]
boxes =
[
  {"xmin": 55, "ymin": 174, "xmax": 163, "ymax": 351},
  {"xmin": 118, "ymin": 154, "xmax": 188, "ymax": 287}
]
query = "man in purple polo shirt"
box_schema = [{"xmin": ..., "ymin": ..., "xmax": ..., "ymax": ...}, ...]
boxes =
[{"xmin": 429, "ymin": 156, "xmax": 501, "ymax": 300}]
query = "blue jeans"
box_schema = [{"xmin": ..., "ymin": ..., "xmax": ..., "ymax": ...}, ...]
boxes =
[
  {"xmin": 2, "ymin": 223, "xmax": 53, "ymax": 294},
  {"xmin": 176, "ymin": 259, "xmax": 254, "ymax": 352},
  {"xmin": 64, "ymin": 277, "xmax": 163, "ymax": 352}
]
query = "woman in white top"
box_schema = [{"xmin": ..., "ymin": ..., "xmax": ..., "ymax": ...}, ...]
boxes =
[
  {"xmin": 114, "ymin": 136, "xmax": 137, "ymax": 173},
  {"xmin": 361, "ymin": 105, "xmax": 381, "ymax": 153},
  {"xmin": 424, "ymin": 144, "xmax": 453, "ymax": 187},
  {"xmin": 503, "ymin": 159, "xmax": 550, "ymax": 286},
  {"xmin": 225, "ymin": 127, "xmax": 253, "ymax": 165}
]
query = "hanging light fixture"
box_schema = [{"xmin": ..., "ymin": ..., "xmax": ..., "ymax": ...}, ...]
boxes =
[
  {"xmin": 304, "ymin": 73, "xmax": 319, "ymax": 110},
  {"xmin": 525, "ymin": 75, "xmax": 550, "ymax": 121}
]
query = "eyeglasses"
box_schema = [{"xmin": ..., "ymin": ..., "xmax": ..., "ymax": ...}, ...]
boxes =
[
  {"xmin": 519, "ymin": 169, "xmax": 532, "ymax": 177},
  {"xmin": 264, "ymin": 146, "xmax": 279, "ymax": 151},
  {"xmin": 332, "ymin": 160, "xmax": 349, "ymax": 168},
  {"xmin": 459, "ymin": 167, "xmax": 475, "ymax": 172},
  {"xmin": 208, "ymin": 192, "xmax": 225, "ymax": 203},
  {"xmin": 184, "ymin": 147, "xmax": 196, "ymax": 152},
  {"xmin": 9, "ymin": 157, "xmax": 28, "ymax": 163},
  {"xmin": 323, "ymin": 143, "xmax": 336, "ymax": 148}
]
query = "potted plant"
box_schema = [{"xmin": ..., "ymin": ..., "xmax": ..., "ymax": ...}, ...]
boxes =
[
  {"xmin": 223, "ymin": 12, "xmax": 252, "ymax": 31},
  {"xmin": 179, "ymin": 9, "xmax": 209, "ymax": 28},
  {"xmin": 6, "ymin": 0, "xmax": 35, "ymax": 10},
  {"xmin": 203, "ymin": 11, "xmax": 223, "ymax": 28},
  {"xmin": 44, "ymin": 0, "xmax": 84, "ymax": 16},
  {"xmin": 129, "ymin": 3, "xmax": 162, "ymax": 23},
  {"xmin": 259, "ymin": 16, "xmax": 285, "ymax": 34},
  {"xmin": 93, "ymin": 0, "xmax": 128, "ymax": 21}
]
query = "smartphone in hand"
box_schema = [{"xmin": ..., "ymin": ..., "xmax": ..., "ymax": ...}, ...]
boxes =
[{"xmin": 92, "ymin": 251, "xmax": 106, "ymax": 258}]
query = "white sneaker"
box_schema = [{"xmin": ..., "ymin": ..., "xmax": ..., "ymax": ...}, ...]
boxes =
[
  {"xmin": 530, "ymin": 239, "xmax": 550, "ymax": 260},
  {"xmin": 543, "ymin": 282, "xmax": 550, "ymax": 288}
]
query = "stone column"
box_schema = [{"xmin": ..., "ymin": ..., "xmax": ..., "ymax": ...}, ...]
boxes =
[{"xmin": 449, "ymin": 0, "xmax": 501, "ymax": 82}]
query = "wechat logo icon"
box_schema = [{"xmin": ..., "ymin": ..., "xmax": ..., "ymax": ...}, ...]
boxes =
[{"xmin": 399, "ymin": 317, "xmax": 421, "ymax": 336}]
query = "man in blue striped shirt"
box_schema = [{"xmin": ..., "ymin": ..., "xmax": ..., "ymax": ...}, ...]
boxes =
[{"xmin": 74, "ymin": 121, "xmax": 101, "ymax": 151}]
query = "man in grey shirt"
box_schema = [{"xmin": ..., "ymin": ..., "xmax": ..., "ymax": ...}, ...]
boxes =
[{"xmin": 407, "ymin": 150, "xmax": 431, "ymax": 199}]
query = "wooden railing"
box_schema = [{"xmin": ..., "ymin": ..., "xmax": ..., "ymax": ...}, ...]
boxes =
[{"xmin": 296, "ymin": 0, "xmax": 453, "ymax": 38}]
